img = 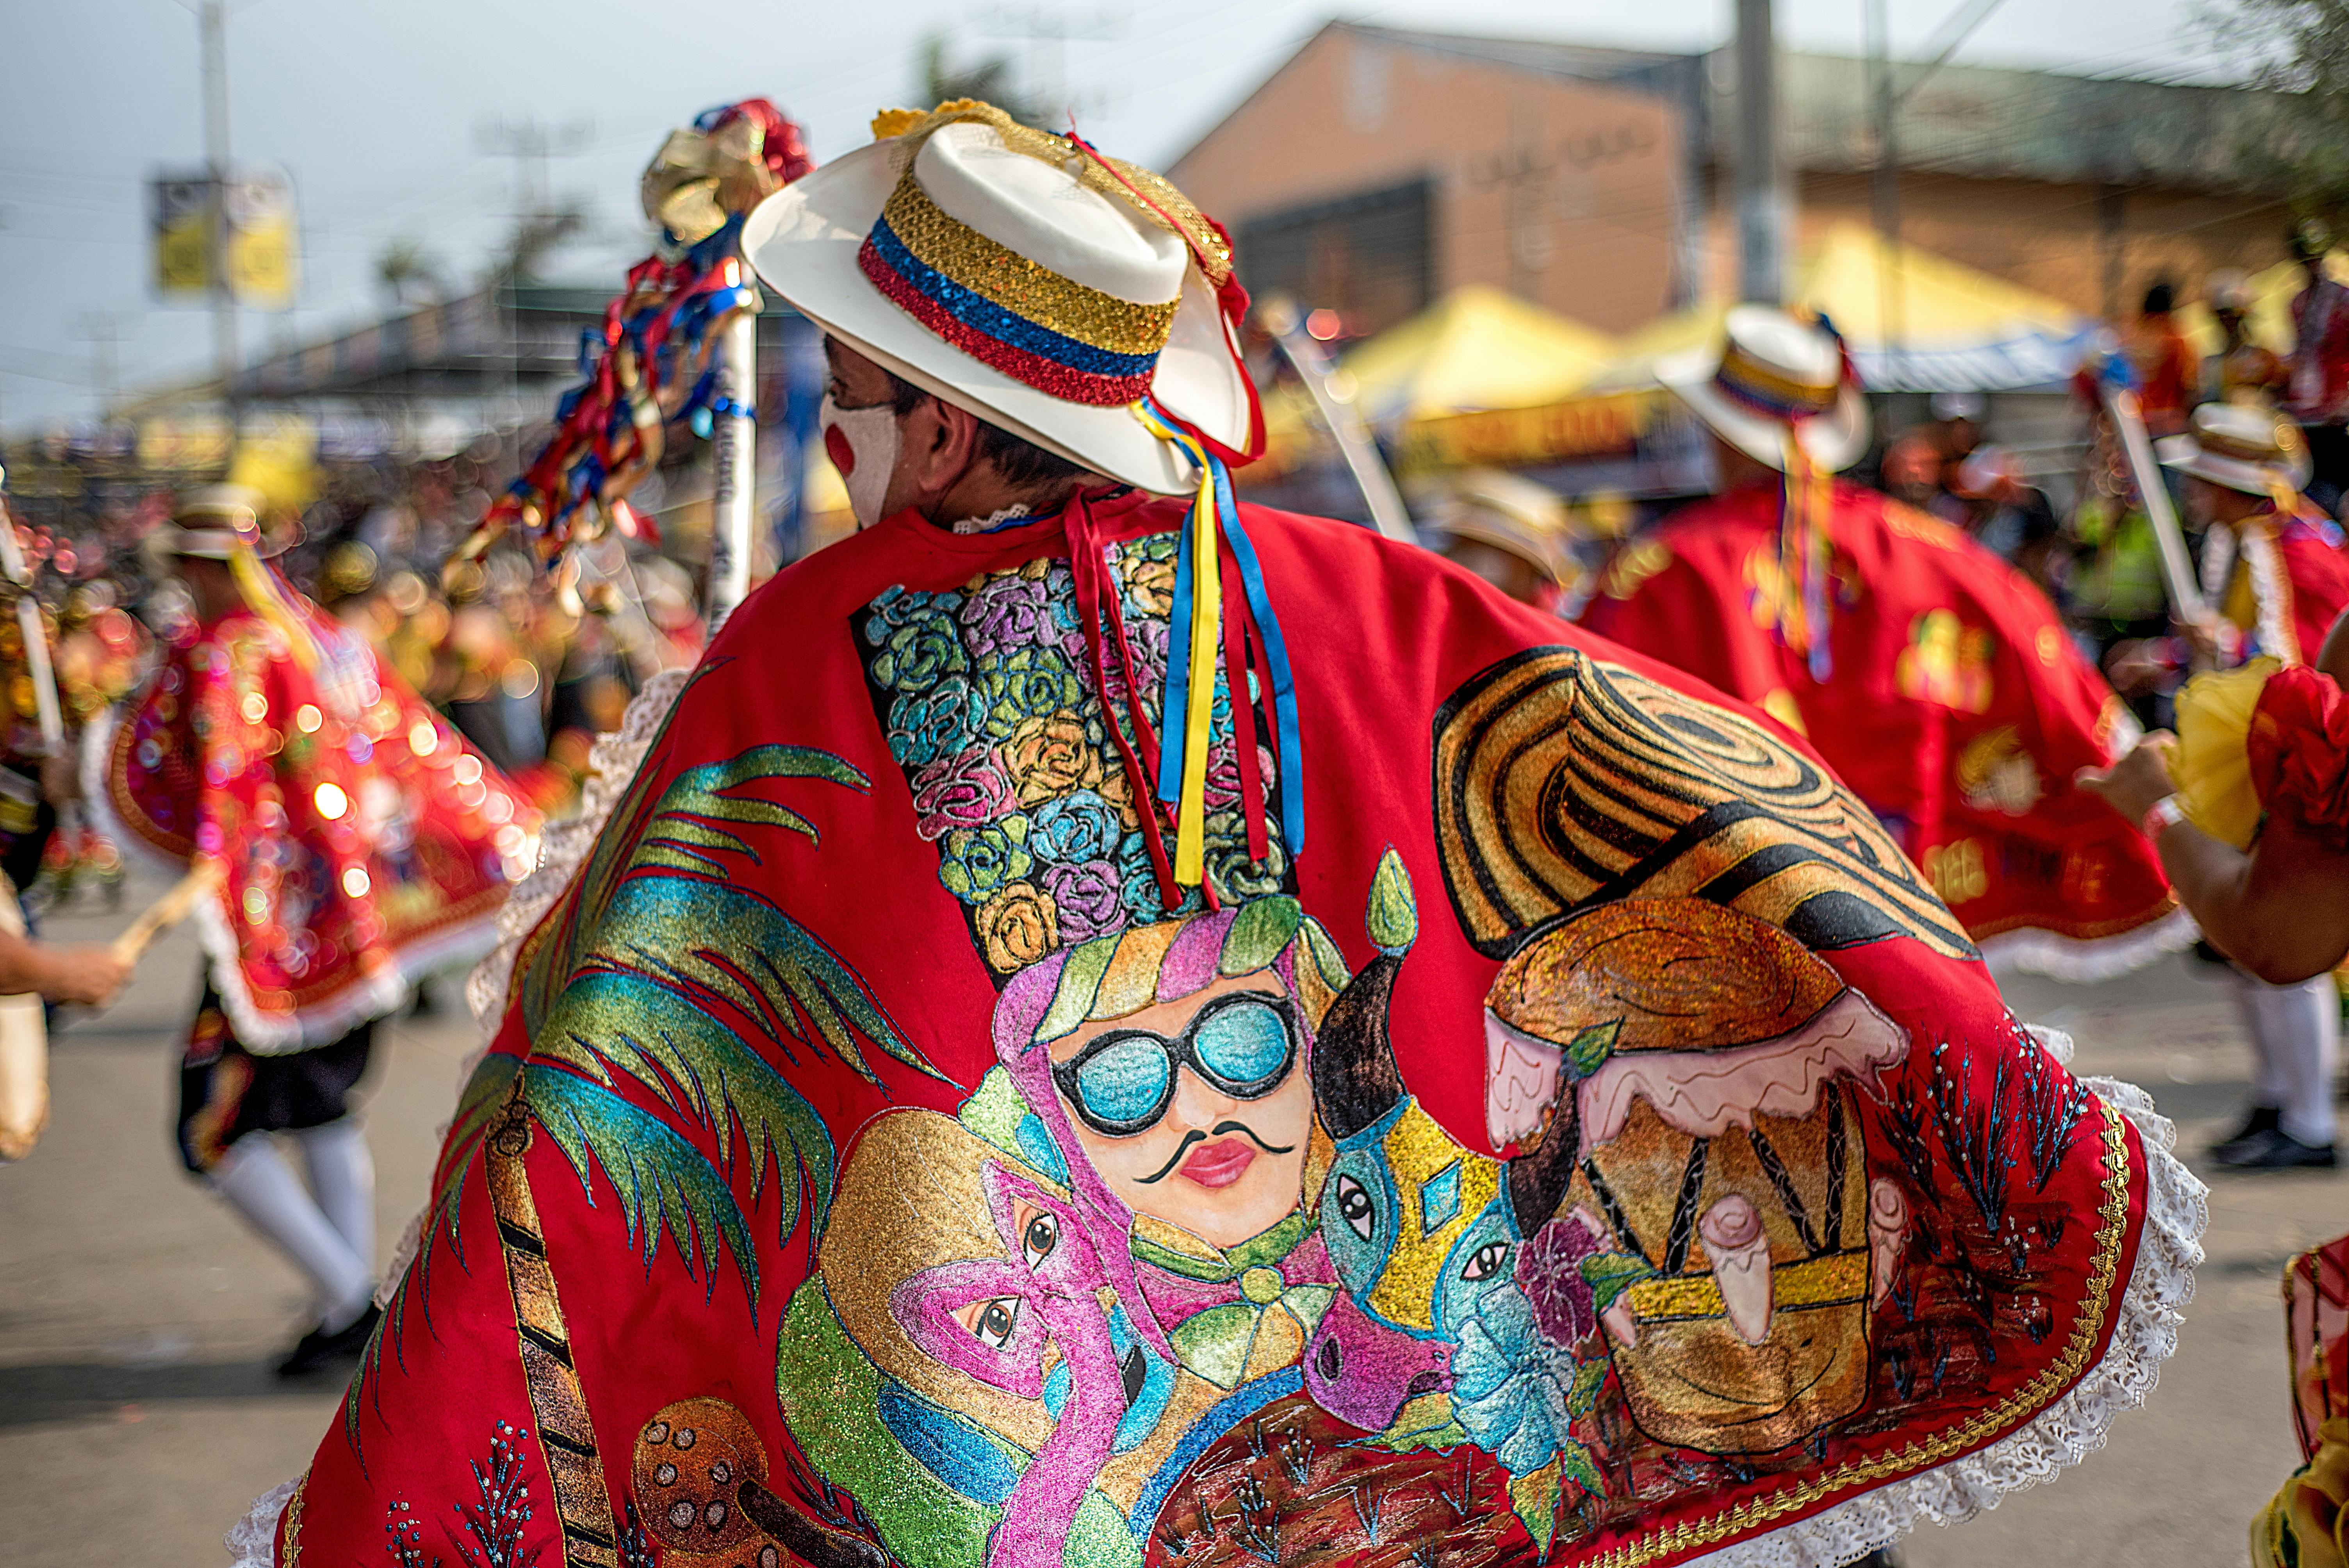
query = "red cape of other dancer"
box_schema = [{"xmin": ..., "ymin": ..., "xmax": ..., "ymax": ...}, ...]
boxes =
[
  {"xmin": 99, "ymin": 591, "xmax": 538, "ymax": 1051},
  {"xmin": 1581, "ymin": 479, "xmax": 2176, "ymax": 972}
]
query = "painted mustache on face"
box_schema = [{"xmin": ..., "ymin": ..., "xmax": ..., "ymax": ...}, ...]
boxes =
[{"xmin": 1135, "ymin": 1121, "xmax": 1297, "ymax": 1184}]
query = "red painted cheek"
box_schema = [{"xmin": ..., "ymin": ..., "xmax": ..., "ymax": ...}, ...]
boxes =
[{"xmin": 824, "ymin": 423, "xmax": 855, "ymax": 477}]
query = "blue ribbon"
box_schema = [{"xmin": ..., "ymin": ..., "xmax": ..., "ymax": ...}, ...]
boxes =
[
  {"xmin": 1209, "ymin": 462, "xmax": 1305, "ymax": 855},
  {"xmin": 1141, "ymin": 398, "xmax": 1306, "ymax": 857}
]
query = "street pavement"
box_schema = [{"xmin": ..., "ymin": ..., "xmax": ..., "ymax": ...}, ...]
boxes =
[{"xmin": 0, "ymin": 869, "xmax": 2338, "ymax": 1566}]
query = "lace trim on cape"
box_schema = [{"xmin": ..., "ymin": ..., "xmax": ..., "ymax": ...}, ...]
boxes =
[
  {"xmin": 1684, "ymin": 1051, "xmax": 2207, "ymax": 1567},
  {"xmin": 375, "ymin": 667, "xmax": 693, "ymax": 1306},
  {"xmin": 224, "ymin": 1475, "xmax": 300, "ymax": 1568},
  {"xmin": 1978, "ymin": 906, "xmax": 2201, "ymax": 984}
]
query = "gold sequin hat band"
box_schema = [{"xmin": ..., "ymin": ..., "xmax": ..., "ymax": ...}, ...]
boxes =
[{"xmin": 859, "ymin": 162, "xmax": 1181, "ymax": 406}]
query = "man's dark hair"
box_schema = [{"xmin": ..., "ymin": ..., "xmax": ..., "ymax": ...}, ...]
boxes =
[
  {"xmin": 883, "ymin": 369, "xmax": 1086, "ymax": 490},
  {"xmin": 2142, "ymin": 281, "xmax": 2176, "ymax": 315}
]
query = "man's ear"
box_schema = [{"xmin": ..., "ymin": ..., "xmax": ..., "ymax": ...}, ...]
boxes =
[{"xmin": 907, "ymin": 397, "xmax": 983, "ymax": 503}]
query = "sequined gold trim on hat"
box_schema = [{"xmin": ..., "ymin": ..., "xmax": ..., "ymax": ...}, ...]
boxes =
[
  {"xmin": 879, "ymin": 175, "xmax": 1179, "ymax": 356},
  {"xmin": 1577, "ymin": 1099, "xmax": 2132, "ymax": 1567},
  {"xmin": 868, "ymin": 100, "xmax": 1233, "ymax": 286}
]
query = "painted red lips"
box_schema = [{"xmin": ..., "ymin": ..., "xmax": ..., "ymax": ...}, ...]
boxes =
[{"xmin": 1178, "ymin": 1138, "xmax": 1258, "ymax": 1188}]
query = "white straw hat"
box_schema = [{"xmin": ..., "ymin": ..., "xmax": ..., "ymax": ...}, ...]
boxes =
[
  {"xmin": 743, "ymin": 106, "xmax": 1256, "ymax": 495},
  {"xmin": 148, "ymin": 484, "xmax": 291, "ymax": 560},
  {"xmin": 1657, "ymin": 305, "xmax": 1869, "ymax": 474},
  {"xmin": 2157, "ymin": 402, "xmax": 2312, "ymax": 495}
]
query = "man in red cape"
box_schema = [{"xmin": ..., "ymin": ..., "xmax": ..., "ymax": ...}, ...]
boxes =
[
  {"xmin": 1579, "ymin": 307, "xmax": 2180, "ymax": 981},
  {"xmin": 97, "ymin": 488, "xmax": 539, "ymax": 1375},
  {"xmin": 252, "ymin": 105, "xmax": 2200, "ymax": 1568}
]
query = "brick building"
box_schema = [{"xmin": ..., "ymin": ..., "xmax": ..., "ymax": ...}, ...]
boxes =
[{"xmin": 1171, "ymin": 23, "xmax": 2288, "ymax": 340}]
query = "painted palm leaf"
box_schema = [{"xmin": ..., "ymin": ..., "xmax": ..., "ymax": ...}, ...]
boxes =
[
  {"xmin": 584, "ymin": 872, "xmax": 944, "ymax": 1089},
  {"xmin": 517, "ymin": 724, "xmax": 868, "ymax": 1037},
  {"xmin": 524, "ymin": 1058, "xmax": 759, "ymax": 1295},
  {"xmin": 536, "ymin": 966, "xmax": 839, "ymax": 1242},
  {"xmin": 354, "ymin": 731, "xmax": 943, "ymax": 1456}
]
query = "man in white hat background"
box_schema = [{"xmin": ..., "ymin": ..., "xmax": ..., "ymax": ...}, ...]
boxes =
[
  {"xmin": 263, "ymin": 106, "xmax": 2198, "ymax": 1568},
  {"xmin": 1581, "ymin": 305, "xmax": 2179, "ymax": 976},
  {"xmin": 91, "ymin": 487, "xmax": 540, "ymax": 1375},
  {"xmin": 1427, "ymin": 467, "xmax": 1580, "ymax": 612},
  {"xmin": 2086, "ymin": 403, "xmax": 2349, "ymax": 1170}
]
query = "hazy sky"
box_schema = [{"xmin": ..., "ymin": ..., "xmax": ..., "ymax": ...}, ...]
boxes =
[{"xmin": 0, "ymin": 0, "xmax": 2228, "ymax": 431}]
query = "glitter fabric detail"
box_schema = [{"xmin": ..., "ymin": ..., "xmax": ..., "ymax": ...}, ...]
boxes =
[
  {"xmin": 856, "ymin": 173, "xmax": 1173, "ymax": 406},
  {"xmin": 879, "ymin": 176, "xmax": 1178, "ymax": 356},
  {"xmin": 861, "ymin": 224, "xmax": 1158, "ymax": 406}
]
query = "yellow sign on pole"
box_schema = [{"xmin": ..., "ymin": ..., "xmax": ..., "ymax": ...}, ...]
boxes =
[
  {"xmin": 223, "ymin": 168, "xmax": 297, "ymax": 310},
  {"xmin": 148, "ymin": 166, "xmax": 298, "ymax": 309},
  {"xmin": 149, "ymin": 173, "xmax": 214, "ymax": 296}
]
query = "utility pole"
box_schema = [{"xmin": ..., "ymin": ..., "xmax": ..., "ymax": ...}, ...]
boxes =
[
  {"xmin": 1866, "ymin": 0, "xmax": 1903, "ymax": 386},
  {"xmin": 1733, "ymin": 0, "xmax": 1784, "ymax": 305},
  {"xmin": 478, "ymin": 118, "xmax": 590, "ymax": 430},
  {"xmin": 199, "ymin": 0, "xmax": 242, "ymax": 434}
]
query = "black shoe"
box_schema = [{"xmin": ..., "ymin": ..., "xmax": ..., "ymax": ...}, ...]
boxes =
[
  {"xmin": 2212, "ymin": 1105, "xmax": 2282, "ymax": 1161},
  {"xmin": 2215, "ymin": 1128, "xmax": 2338, "ymax": 1170},
  {"xmin": 276, "ymin": 1304, "xmax": 381, "ymax": 1378}
]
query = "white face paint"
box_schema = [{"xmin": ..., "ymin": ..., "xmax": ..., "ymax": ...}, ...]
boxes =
[{"xmin": 820, "ymin": 394, "xmax": 903, "ymax": 529}]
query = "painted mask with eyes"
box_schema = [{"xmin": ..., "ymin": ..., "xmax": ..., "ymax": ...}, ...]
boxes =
[
  {"xmin": 1300, "ymin": 935, "xmax": 1583, "ymax": 1436},
  {"xmin": 891, "ymin": 1162, "xmax": 1106, "ymax": 1396}
]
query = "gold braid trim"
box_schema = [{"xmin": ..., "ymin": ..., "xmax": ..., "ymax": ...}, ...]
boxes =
[
  {"xmin": 486, "ymin": 1098, "xmax": 622, "ymax": 1568},
  {"xmin": 866, "ymin": 100, "xmax": 1232, "ymax": 285},
  {"xmin": 1579, "ymin": 1100, "xmax": 2135, "ymax": 1567},
  {"xmin": 280, "ymin": 1473, "xmax": 307, "ymax": 1567}
]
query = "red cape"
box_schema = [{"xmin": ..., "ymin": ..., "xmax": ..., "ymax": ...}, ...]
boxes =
[
  {"xmin": 274, "ymin": 492, "xmax": 2194, "ymax": 1568},
  {"xmin": 98, "ymin": 595, "xmax": 539, "ymax": 1051},
  {"xmin": 2219, "ymin": 513, "xmax": 2349, "ymax": 667},
  {"xmin": 1580, "ymin": 480, "xmax": 2177, "ymax": 971}
]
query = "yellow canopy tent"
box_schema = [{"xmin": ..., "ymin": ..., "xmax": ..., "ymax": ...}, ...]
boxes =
[
  {"xmin": 1246, "ymin": 285, "xmax": 1616, "ymax": 482},
  {"xmin": 1337, "ymin": 286, "xmax": 1616, "ymax": 424},
  {"xmin": 1587, "ymin": 223, "xmax": 2094, "ymax": 394}
]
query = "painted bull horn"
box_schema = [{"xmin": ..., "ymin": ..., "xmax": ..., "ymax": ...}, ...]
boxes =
[
  {"xmin": 1504, "ymin": 1087, "xmax": 1581, "ymax": 1236},
  {"xmin": 1312, "ymin": 950, "xmax": 1408, "ymax": 1139}
]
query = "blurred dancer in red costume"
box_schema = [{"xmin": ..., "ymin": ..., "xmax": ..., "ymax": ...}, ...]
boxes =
[
  {"xmin": 93, "ymin": 488, "xmax": 539, "ymax": 1373},
  {"xmin": 1580, "ymin": 306, "xmax": 2179, "ymax": 980}
]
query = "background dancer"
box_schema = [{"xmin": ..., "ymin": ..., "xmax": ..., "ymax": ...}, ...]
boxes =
[{"xmin": 93, "ymin": 487, "xmax": 539, "ymax": 1374}]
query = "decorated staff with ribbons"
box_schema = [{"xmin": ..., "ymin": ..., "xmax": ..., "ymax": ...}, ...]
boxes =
[
  {"xmin": 1578, "ymin": 306, "xmax": 2181, "ymax": 979},
  {"xmin": 253, "ymin": 104, "xmax": 2199, "ymax": 1568},
  {"xmin": 93, "ymin": 487, "xmax": 540, "ymax": 1376}
]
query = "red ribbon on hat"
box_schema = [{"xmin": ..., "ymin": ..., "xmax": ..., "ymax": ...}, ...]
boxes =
[{"xmin": 1063, "ymin": 128, "xmax": 1265, "ymax": 467}]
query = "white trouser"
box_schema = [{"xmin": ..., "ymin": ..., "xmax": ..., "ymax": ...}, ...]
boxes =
[
  {"xmin": 210, "ymin": 1123, "xmax": 377, "ymax": 1331},
  {"xmin": 2231, "ymin": 971, "xmax": 2340, "ymax": 1148}
]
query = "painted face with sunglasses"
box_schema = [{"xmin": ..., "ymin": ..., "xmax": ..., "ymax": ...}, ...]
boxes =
[{"xmin": 1046, "ymin": 973, "xmax": 1312, "ymax": 1250}]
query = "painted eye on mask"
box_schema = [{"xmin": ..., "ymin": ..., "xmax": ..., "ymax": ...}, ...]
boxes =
[
  {"xmin": 1460, "ymin": 1241, "xmax": 1511, "ymax": 1282},
  {"xmin": 958, "ymin": 1296, "xmax": 1023, "ymax": 1351},
  {"xmin": 1021, "ymin": 1209, "xmax": 1059, "ymax": 1271},
  {"xmin": 1335, "ymin": 1174, "xmax": 1375, "ymax": 1241}
]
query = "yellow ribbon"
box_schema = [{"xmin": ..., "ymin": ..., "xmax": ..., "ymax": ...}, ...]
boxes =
[
  {"xmin": 228, "ymin": 548, "xmax": 318, "ymax": 670},
  {"xmin": 1134, "ymin": 402, "xmax": 1221, "ymax": 885}
]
